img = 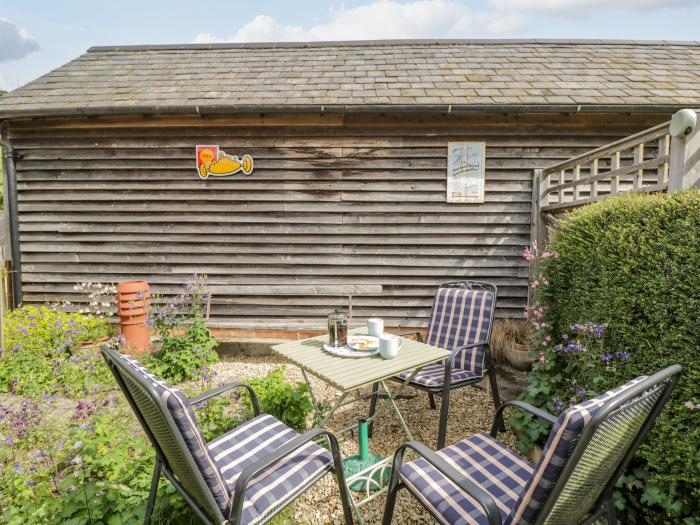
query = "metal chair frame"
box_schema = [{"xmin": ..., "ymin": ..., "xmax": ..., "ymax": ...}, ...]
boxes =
[
  {"xmin": 101, "ymin": 345, "xmax": 354, "ymax": 525},
  {"xmin": 382, "ymin": 364, "xmax": 682, "ymax": 525},
  {"xmin": 370, "ymin": 280, "xmax": 502, "ymax": 449}
]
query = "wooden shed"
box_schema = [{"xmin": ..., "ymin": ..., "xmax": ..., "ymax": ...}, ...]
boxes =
[{"xmin": 1, "ymin": 39, "xmax": 699, "ymax": 334}]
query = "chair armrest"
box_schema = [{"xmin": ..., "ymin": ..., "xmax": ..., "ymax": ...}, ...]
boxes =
[
  {"xmin": 190, "ymin": 381, "xmax": 261, "ymax": 416},
  {"xmin": 445, "ymin": 342, "xmax": 488, "ymax": 368},
  {"xmin": 229, "ymin": 428, "xmax": 340, "ymax": 522},
  {"xmin": 397, "ymin": 331, "xmax": 423, "ymax": 342},
  {"xmin": 490, "ymin": 400, "xmax": 557, "ymax": 436},
  {"xmin": 396, "ymin": 441, "xmax": 502, "ymax": 525}
]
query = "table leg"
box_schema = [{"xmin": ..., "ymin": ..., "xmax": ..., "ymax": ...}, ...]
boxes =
[
  {"xmin": 300, "ymin": 368, "xmax": 345, "ymax": 428},
  {"xmin": 364, "ymin": 368, "xmax": 420, "ymax": 441},
  {"xmin": 379, "ymin": 380, "xmax": 414, "ymax": 441},
  {"xmin": 317, "ymin": 391, "xmax": 349, "ymax": 428},
  {"xmin": 367, "ymin": 383, "xmax": 379, "ymax": 438}
]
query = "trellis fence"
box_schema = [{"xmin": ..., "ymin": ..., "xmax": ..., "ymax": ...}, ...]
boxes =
[{"xmin": 532, "ymin": 109, "xmax": 700, "ymax": 249}]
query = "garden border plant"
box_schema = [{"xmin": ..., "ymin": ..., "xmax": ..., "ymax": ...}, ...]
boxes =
[{"xmin": 510, "ymin": 190, "xmax": 700, "ymax": 524}]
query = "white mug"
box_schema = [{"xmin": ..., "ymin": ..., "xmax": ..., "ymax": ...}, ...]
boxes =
[
  {"xmin": 367, "ymin": 318, "xmax": 384, "ymax": 337},
  {"xmin": 379, "ymin": 334, "xmax": 400, "ymax": 359}
]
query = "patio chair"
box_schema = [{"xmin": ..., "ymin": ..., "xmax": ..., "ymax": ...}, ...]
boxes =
[
  {"xmin": 382, "ymin": 364, "xmax": 682, "ymax": 525},
  {"xmin": 370, "ymin": 280, "xmax": 500, "ymax": 449},
  {"xmin": 100, "ymin": 345, "xmax": 353, "ymax": 525}
]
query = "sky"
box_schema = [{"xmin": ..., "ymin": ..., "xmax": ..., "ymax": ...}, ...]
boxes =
[{"xmin": 1, "ymin": 0, "xmax": 699, "ymax": 91}]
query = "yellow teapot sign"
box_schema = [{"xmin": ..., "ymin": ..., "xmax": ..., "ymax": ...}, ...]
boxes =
[{"xmin": 196, "ymin": 145, "xmax": 253, "ymax": 179}]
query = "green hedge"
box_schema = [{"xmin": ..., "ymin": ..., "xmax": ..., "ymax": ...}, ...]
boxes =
[{"xmin": 514, "ymin": 191, "xmax": 700, "ymax": 523}]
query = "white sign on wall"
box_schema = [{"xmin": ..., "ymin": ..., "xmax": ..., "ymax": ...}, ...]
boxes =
[{"xmin": 447, "ymin": 142, "xmax": 485, "ymax": 203}]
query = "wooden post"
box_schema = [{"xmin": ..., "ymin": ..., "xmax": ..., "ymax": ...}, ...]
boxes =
[
  {"xmin": 610, "ymin": 151, "xmax": 620, "ymax": 195},
  {"xmin": 634, "ymin": 143, "xmax": 645, "ymax": 190},
  {"xmin": 658, "ymin": 135, "xmax": 670, "ymax": 184},
  {"xmin": 574, "ymin": 164, "xmax": 582, "ymax": 200},
  {"xmin": 532, "ymin": 169, "xmax": 548, "ymax": 248},
  {"xmin": 590, "ymin": 158, "xmax": 599, "ymax": 198},
  {"xmin": 669, "ymin": 112, "xmax": 700, "ymax": 191},
  {"xmin": 529, "ymin": 170, "xmax": 543, "ymax": 306}
]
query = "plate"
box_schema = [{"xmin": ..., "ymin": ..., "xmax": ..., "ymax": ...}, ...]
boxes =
[
  {"xmin": 347, "ymin": 335, "xmax": 380, "ymax": 351},
  {"xmin": 323, "ymin": 342, "xmax": 380, "ymax": 358}
]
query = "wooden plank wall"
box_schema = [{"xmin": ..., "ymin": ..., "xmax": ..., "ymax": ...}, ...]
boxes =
[{"xmin": 7, "ymin": 112, "xmax": 667, "ymax": 329}]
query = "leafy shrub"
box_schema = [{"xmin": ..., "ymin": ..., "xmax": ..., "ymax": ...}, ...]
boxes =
[
  {"xmin": 0, "ymin": 305, "xmax": 113, "ymax": 396},
  {"xmin": 194, "ymin": 396, "xmax": 241, "ymax": 442},
  {"xmin": 511, "ymin": 191, "xmax": 700, "ymax": 524},
  {"xmin": 148, "ymin": 313, "xmax": 219, "ymax": 383},
  {"xmin": 147, "ymin": 275, "xmax": 219, "ymax": 383},
  {"xmin": 0, "ymin": 396, "xmax": 198, "ymax": 524},
  {"xmin": 244, "ymin": 367, "xmax": 313, "ymax": 431}
]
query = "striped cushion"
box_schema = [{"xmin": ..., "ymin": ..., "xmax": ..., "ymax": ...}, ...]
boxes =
[
  {"xmin": 397, "ymin": 363, "xmax": 482, "ymax": 388},
  {"xmin": 209, "ymin": 414, "xmax": 333, "ymax": 525},
  {"xmin": 426, "ymin": 287, "xmax": 494, "ymax": 376},
  {"xmin": 121, "ymin": 355, "xmax": 230, "ymax": 513},
  {"xmin": 508, "ymin": 376, "xmax": 649, "ymax": 525},
  {"xmin": 401, "ymin": 432, "xmax": 534, "ymax": 525}
]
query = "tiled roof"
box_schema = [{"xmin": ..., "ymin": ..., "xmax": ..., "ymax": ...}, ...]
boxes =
[{"xmin": 1, "ymin": 39, "xmax": 700, "ymax": 118}]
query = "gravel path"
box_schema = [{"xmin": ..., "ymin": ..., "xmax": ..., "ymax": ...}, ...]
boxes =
[{"xmin": 211, "ymin": 356, "xmax": 519, "ymax": 525}]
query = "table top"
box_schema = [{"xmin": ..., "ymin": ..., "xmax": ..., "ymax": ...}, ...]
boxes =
[{"xmin": 271, "ymin": 328, "xmax": 451, "ymax": 391}]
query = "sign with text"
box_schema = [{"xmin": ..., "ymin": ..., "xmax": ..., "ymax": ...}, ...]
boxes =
[{"xmin": 447, "ymin": 142, "xmax": 485, "ymax": 203}]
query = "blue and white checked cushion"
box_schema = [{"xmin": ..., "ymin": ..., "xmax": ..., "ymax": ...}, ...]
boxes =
[
  {"xmin": 397, "ymin": 363, "xmax": 482, "ymax": 388},
  {"xmin": 208, "ymin": 414, "xmax": 333, "ymax": 524},
  {"xmin": 120, "ymin": 355, "xmax": 230, "ymax": 512},
  {"xmin": 396, "ymin": 286, "xmax": 494, "ymax": 388},
  {"xmin": 425, "ymin": 287, "xmax": 494, "ymax": 377},
  {"xmin": 401, "ymin": 432, "xmax": 534, "ymax": 525},
  {"xmin": 508, "ymin": 375, "xmax": 648, "ymax": 525}
]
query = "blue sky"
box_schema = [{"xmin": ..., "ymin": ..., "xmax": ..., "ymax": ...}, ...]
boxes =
[{"xmin": 1, "ymin": 0, "xmax": 699, "ymax": 91}]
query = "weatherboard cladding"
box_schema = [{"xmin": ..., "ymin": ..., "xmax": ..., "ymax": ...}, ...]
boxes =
[
  {"xmin": 9, "ymin": 111, "xmax": 667, "ymax": 328},
  {"xmin": 1, "ymin": 40, "xmax": 700, "ymax": 117}
]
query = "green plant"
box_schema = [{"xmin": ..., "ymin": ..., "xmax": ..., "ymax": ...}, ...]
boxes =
[
  {"xmin": 511, "ymin": 191, "xmax": 700, "ymax": 524},
  {"xmin": 148, "ymin": 312, "xmax": 219, "ymax": 383},
  {"xmin": 243, "ymin": 367, "xmax": 313, "ymax": 431},
  {"xmin": 0, "ymin": 305, "xmax": 113, "ymax": 396},
  {"xmin": 147, "ymin": 275, "xmax": 219, "ymax": 383},
  {"xmin": 0, "ymin": 395, "xmax": 199, "ymax": 524}
]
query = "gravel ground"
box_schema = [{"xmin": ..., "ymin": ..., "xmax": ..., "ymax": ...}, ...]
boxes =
[{"xmin": 211, "ymin": 356, "xmax": 519, "ymax": 525}]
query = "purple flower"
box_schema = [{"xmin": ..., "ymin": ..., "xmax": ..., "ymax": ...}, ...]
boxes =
[
  {"xmin": 577, "ymin": 387, "xmax": 586, "ymax": 397},
  {"xmin": 12, "ymin": 464, "xmax": 23, "ymax": 473},
  {"xmin": 552, "ymin": 397, "xmax": 564, "ymax": 414},
  {"xmin": 600, "ymin": 354, "xmax": 613, "ymax": 362}
]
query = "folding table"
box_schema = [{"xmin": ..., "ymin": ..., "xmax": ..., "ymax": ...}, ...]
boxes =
[{"xmin": 271, "ymin": 329, "xmax": 450, "ymax": 522}]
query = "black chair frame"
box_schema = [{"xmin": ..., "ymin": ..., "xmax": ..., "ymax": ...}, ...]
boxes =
[
  {"xmin": 369, "ymin": 280, "xmax": 502, "ymax": 449},
  {"xmin": 101, "ymin": 345, "xmax": 354, "ymax": 525},
  {"xmin": 382, "ymin": 364, "xmax": 682, "ymax": 525}
]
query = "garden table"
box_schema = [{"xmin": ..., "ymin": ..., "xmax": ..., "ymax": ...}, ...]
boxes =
[{"xmin": 271, "ymin": 328, "xmax": 450, "ymax": 523}]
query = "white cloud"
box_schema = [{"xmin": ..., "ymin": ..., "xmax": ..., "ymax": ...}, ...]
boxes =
[
  {"xmin": 0, "ymin": 18, "xmax": 39, "ymax": 63},
  {"xmin": 193, "ymin": 0, "xmax": 528, "ymax": 43},
  {"xmin": 490, "ymin": 0, "xmax": 697, "ymax": 17}
]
